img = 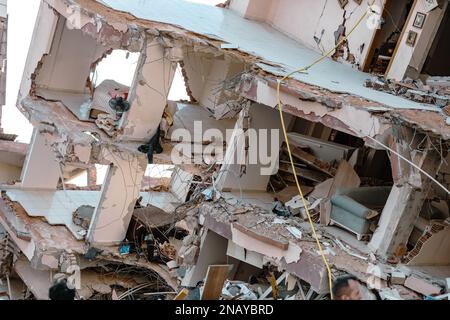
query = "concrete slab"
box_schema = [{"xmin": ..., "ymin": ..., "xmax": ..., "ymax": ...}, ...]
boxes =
[{"xmin": 97, "ymin": 0, "xmax": 438, "ymax": 112}]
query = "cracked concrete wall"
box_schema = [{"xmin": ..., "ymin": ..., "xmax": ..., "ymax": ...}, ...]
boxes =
[
  {"xmin": 230, "ymin": 0, "xmax": 273, "ymax": 21},
  {"xmin": 20, "ymin": 0, "xmax": 142, "ymax": 105},
  {"xmin": 369, "ymin": 143, "xmax": 441, "ymax": 258},
  {"xmin": 45, "ymin": 0, "xmax": 143, "ymax": 51},
  {"xmin": 231, "ymin": 0, "xmax": 384, "ymax": 69},
  {"xmin": 181, "ymin": 49, "xmax": 214, "ymax": 102}
]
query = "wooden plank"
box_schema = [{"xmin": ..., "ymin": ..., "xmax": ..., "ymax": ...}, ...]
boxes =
[
  {"xmin": 173, "ymin": 288, "xmax": 189, "ymax": 300},
  {"xmin": 0, "ymin": 199, "xmax": 31, "ymax": 241},
  {"xmin": 285, "ymin": 146, "xmax": 335, "ymax": 176},
  {"xmin": 232, "ymin": 223, "xmax": 289, "ymax": 250},
  {"xmin": 201, "ymin": 265, "xmax": 231, "ymax": 300},
  {"xmin": 278, "ymin": 163, "xmax": 328, "ymax": 183},
  {"xmin": 259, "ymin": 272, "xmax": 288, "ymax": 300},
  {"xmin": 309, "ymin": 178, "xmax": 334, "ymax": 200}
]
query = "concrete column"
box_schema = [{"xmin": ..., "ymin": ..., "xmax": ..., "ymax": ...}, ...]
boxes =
[
  {"xmin": 216, "ymin": 103, "xmax": 292, "ymax": 192},
  {"xmin": 369, "ymin": 129, "xmax": 441, "ymax": 258},
  {"xmin": 87, "ymin": 149, "xmax": 147, "ymax": 245},
  {"xmin": 20, "ymin": 129, "xmax": 61, "ymax": 190},
  {"xmin": 118, "ymin": 38, "xmax": 177, "ymax": 142}
]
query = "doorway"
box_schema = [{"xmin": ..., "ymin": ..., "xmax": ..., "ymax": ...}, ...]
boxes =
[{"xmin": 363, "ymin": 0, "xmax": 415, "ymax": 75}]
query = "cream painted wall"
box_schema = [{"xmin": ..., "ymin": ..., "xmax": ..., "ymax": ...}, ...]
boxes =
[
  {"xmin": 246, "ymin": 0, "xmax": 274, "ymax": 21},
  {"xmin": 230, "ymin": 0, "xmax": 384, "ymax": 68},
  {"xmin": 229, "ymin": 0, "xmax": 250, "ymax": 16},
  {"xmin": 387, "ymin": 0, "xmax": 448, "ymax": 80},
  {"xmin": 0, "ymin": 0, "xmax": 6, "ymax": 18},
  {"xmin": 0, "ymin": 161, "xmax": 22, "ymax": 183}
]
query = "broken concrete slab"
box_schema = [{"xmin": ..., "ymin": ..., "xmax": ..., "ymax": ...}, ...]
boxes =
[
  {"xmin": 391, "ymin": 271, "xmax": 407, "ymax": 285},
  {"xmin": 404, "ymin": 275, "xmax": 442, "ymax": 296}
]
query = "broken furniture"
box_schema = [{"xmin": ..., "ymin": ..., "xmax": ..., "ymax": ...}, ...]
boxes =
[{"xmin": 330, "ymin": 187, "xmax": 391, "ymax": 240}]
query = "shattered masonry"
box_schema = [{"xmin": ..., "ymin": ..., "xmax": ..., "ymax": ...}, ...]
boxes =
[{"xmin": 0, "ymin": 0, "xmax": 450, "ymax": 300}]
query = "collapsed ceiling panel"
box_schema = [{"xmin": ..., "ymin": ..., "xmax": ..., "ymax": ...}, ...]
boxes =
[{"xmin": 96, "ymin": 0, "xmax": 438, "ymax": 112}]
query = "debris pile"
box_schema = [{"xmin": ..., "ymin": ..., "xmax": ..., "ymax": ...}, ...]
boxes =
[{"xmin": 365, "ymin": 76, "xmax": 450, "ymax": 108}]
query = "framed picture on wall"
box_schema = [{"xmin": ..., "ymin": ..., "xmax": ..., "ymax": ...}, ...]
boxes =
[
  {"xmin": 413, "ymin": 12, "xmax": 427, "ymax": 29},
  {"xmin": 353, "ymin": 0, "xmax": 363, "ymax": 4},
  {"xmin": 406, "ymin": 30, "xmax": 418, "ymax": 47},
  {"xmin": 338, "ymin": 0, "xmax": 349, "ymax": 9}
]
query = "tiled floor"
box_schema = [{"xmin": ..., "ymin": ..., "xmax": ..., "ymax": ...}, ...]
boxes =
[{"xmin": 6, "ymin": 190, "xmax": 181, "ymax": 240}]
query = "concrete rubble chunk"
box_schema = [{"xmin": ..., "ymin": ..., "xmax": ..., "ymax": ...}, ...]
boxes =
[
  {"xmin": 1, "ymin": 0, "xmax": 450, "ymax": 301},
  {"xmin": 404, "ymin": 276, "xmax": 442, "ymax": 296}
]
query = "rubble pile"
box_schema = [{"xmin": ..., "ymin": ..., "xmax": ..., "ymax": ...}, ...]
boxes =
[{"xmin": 365, "ymin": 76, "xmax": 450, "ymax": 108}]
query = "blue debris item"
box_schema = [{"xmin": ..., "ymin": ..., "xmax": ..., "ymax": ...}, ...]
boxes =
[
  {"xmin": 119, "ymin": 244, "xmax": 131, "ymax": 256},
  {"xmin": 202, "ymin": 188, "xmax": 214, "ymax": 200}
]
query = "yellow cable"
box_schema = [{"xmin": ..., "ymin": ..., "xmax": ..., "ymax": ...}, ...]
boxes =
[{"xmin": 276, "ymin": 2, "xmax": 375, "ymax": 300}]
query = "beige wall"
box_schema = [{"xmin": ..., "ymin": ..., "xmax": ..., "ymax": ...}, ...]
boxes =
[
  {"xmin": 35, "ymin": 17, "xmax": 108, "ymax": 93},
  {"xmin": 0, "ymin": 0, "xmax": 6, "ymax": 19},
  {"xmin": 0, "ymin": 161, "xmax": 22, "ymax": 183}
]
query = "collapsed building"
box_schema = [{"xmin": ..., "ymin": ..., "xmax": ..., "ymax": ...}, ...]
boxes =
[{"xmin": 1, "ymin": 0, "xmax": 450, "ymax": 300}]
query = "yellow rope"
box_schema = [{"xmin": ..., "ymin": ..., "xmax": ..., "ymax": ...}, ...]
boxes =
[{"xmin": 276, "ymin": 3, "xmax": 375, "ymax": 299}]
